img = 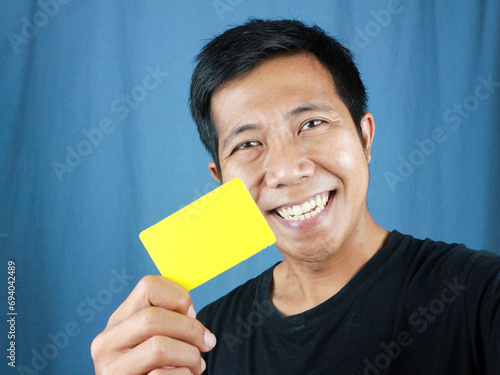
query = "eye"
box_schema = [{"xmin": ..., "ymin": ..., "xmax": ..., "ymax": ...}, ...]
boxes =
[
  {"xmin": 300, "ymin": 119, "xmax": 325, "ymax": 132},
  {"xmin": 232, "ymin": 140, "xmax": 262, "ymax": 154}
]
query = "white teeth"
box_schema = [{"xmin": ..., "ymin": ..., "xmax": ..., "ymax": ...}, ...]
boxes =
[
  {"xmin": 293, "ymin": 205, "xmax": 303, "ymax": 216},
  {"xmin": 315, "ymin": 196, "xmax": 322, "ymax": 207},
  {"xmin": 276, "ymin": 192, "xmax": 331, "ymax": 221},
  {"xmin": 309, "ymin": 199, "xmax": 316, "ymax": 209},
  {"xmin": 301, "ymin": 201, "xmax": 311, "ymax": 212}
]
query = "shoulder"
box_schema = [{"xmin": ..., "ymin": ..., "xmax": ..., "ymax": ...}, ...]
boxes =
[
  {"xmin": 460, "ymin": 249, "xmax": 500, "ymax": 310},
  {"xmin": 390, "ymin": 230, "xmax": 498, "ymax": 277},
  {"xmin": 389, "ymin": 231, "xmax": 500, "ymax": 307}
]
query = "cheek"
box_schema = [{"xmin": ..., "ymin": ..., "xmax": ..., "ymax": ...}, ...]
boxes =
[
  {"xmin": 338, "ymin": 149, "xmax": 368, "ymax": 180},
  {"xmin": 313, "ymin": 135, "xmax": 369, "ymax": 187},
  {"xmin": 221, "ymin": 162, "xmax": 263, "ymax": 198}
]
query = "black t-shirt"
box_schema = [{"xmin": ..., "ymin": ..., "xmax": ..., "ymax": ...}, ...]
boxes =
[{"xmin": 198, "ymin": 230, "xmax": 500, "ymax": 374}]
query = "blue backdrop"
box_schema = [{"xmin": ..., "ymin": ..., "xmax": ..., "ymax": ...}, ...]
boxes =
[{"xmin": 1, "ymin": 0, "xmax": 499, "ymax": 373}]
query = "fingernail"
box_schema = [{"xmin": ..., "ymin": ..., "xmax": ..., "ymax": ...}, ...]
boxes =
[
  {"xmin": 204, "ymin": 331, "xmax": 217, "ymax": 349},
  {"xmin": 187, "ymin": 305, "xmax": 197, "ymax": 319},
  {"xmin": 201, "ymin": 357, "xmax": 207, "ymax": 372}
]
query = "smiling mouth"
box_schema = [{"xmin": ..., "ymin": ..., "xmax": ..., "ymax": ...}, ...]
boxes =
[{"xmin": 275, "ymin": 191, "xmax": 334, "ymax": 221}]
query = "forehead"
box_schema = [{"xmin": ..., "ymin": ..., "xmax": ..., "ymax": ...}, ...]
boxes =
[{"xmin": 210, "ymin": 53, "xmax": 343, "ymax": 125}]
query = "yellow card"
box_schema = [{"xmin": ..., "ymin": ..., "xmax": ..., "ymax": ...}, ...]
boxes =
[{"xmin": 139, "ymin": 178, "xmax": 276, "ymax": 291}]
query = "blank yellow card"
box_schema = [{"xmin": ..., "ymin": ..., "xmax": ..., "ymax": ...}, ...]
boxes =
[{"xmin": 139, "ymin": 178, "xmax": 276, "ymax": 291}]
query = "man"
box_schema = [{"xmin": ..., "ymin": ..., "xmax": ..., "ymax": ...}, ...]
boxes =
[{"xmin": 91, "ymin": 19, "xmax": 500, "ymax": 375}]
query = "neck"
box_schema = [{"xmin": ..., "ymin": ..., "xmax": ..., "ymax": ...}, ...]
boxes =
[{"xmin": 271, "ymin": 212, "xmax": 389, "ymax": 316}]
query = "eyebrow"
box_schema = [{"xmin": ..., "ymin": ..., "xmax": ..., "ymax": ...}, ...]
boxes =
[
  {"xmin": 221, "ymin": 102, "xmax": 338, "ymax": 151},
  {"xmin": 286, "ymin": 102, "xmax": 338, "ymax": 119}
]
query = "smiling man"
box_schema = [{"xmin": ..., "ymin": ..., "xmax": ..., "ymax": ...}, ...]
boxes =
[
  {"xmin": 91, "ymin": 19, "xmax": 500, "ymax": 375},
  {"xmin": 206, "ymin": 51, "xmax": 389, "ymax": 316}
]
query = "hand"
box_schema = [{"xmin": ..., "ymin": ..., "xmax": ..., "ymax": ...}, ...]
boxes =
[{"xmin": 91, "ymin": 275, "xmax": 217, "ymax": 374}]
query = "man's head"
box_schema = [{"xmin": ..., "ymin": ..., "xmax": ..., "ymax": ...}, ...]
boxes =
[
  {"xmin": 189, "ymin": 19, "xmax": 377, "ymax": 259},
  {"xmin": 190, "ymin": 19, "xmax": 367, "ymax": 179}
]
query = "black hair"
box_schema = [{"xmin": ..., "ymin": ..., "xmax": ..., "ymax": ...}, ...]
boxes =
[{"xmin": 189, "ymin": 18, "xmax": 367, "ymax": 178}]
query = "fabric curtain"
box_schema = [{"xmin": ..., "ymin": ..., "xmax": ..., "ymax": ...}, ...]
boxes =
[{"xmin": 1, "ymin": 1, "xmax": 498, "ymax": 373}]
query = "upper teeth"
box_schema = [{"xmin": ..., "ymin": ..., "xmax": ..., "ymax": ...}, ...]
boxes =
[{"xmin": 277, "ymin": 194, "xmax": 329, "ymax": 221}]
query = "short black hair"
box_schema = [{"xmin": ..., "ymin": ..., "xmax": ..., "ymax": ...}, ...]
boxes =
[{"xmin": 189, "ymin": 18, "xmax": 367, "ymax": 178}]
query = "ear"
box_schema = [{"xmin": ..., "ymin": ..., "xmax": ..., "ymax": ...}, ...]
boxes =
[
  {"xmin": 208, "ymin": 161, "xmax": 222, "ymax": 183},
  {"xmin": 360, "ymin": 112, "xmax": 375, "ymax": 164}
]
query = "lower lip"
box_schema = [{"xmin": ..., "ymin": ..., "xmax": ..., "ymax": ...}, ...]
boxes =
[{"xmin": 272, "ymin": 191, "xmax": 335, "ymax": 231}]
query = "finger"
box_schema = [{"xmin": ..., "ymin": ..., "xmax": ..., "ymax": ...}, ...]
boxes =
[
  {"xmin": 95, "ymin": 306, "xmax": 217, "ymax": 355},
  {"xmin": 107, "ymin": 275, "xmax": 194, "ymax": 328},
  {"xmin": 105, "ymin": 336, "xmax": 205, "ymax": 375},
  {"xmin": 150, "ymin": 366, "xmax": 201, "ymax": 375}
]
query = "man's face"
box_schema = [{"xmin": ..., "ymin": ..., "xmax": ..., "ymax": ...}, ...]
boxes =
[{"xmin": 209, "ymin": 53, "xmax": 375, "ymax": 261}]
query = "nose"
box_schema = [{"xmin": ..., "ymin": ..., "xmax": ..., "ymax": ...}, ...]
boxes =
[{"xmin": 263, "ymin": 142, "xmax": 315, "ymax": 188}]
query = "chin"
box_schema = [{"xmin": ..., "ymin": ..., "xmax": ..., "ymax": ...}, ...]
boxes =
[{"xmin": 276, "ymin": 236, "xmax": 339, "ymax": 263}]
